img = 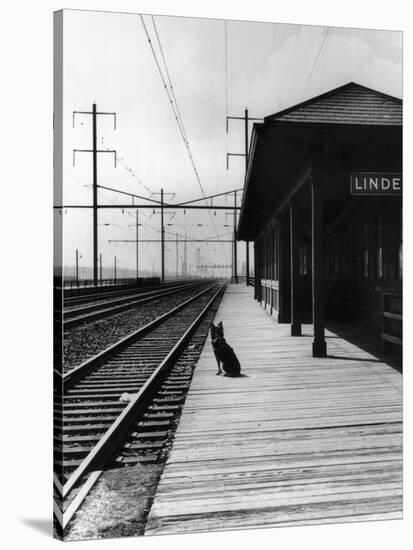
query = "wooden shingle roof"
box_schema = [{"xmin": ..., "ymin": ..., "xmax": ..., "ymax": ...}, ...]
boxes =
[{"xmin": 265, "ymin": 82, "xmax": 402, "ymax": 126}]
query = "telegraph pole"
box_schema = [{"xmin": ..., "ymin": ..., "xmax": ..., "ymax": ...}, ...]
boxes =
[
  {"xmin": 136, "ymin": 210, "xmax": 139, "ymax": 280},
  {"xmin": 184, "ymin": 235, "xmax": 187, "ymax": 278},
  {"xmin": 92, "ymin": 103, "xmax": 98, "ymax": 287},
  {"xmin": 234, "ymin": 190, "xmax": 238, "ymax": 283},
  {"xmin": 227, "ymin": 108, "xmax": 262, "ymax": 286},
  {"xmin": 72, "ymin": 103, "xmax": 116, "ymax": 287},
  {"xmin": 176, "ymin": 232, "xmax": 178, "ymax": 279},
  {"xmin": 114, "ymin": 256, "xmax": 117, "ymax": 284},
  {"xmin": 150, "ymin": 189, "xmax": 174, "ymax": 283},
  {"xmin": 244, "ymin": 108, "xmax": 249, "ymax": 172},
  {"xmin": 99, "ymin": 253, "xmax": 102, "ymax": 284},
  {"xmin": 75, "ymin": 249, "xmax": 79, "ymax": 286},
  {"xmin": 161, "ymin": 188, "xmax": 165, "ymax": 282},
  {"xmin": 244, "ymin": 109, "xmax": 250, "ymax": 285}
]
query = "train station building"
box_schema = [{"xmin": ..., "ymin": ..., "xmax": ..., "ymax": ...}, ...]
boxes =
[{"xmin": 237, "ymin": 82, "xmax": 402, "ymax": 358}]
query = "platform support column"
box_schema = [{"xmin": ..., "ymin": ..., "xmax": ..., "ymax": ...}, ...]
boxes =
[
  {"xmin": 246, "ymin": 241, "xmax": 250, "ymax": 285},
  {"xmin": 289, "ymin": 201, "xmax": 302, "ymax": 336},
  {"xmin": 311, "ymin": 152, "xmax": 327, "ymax": 357}
]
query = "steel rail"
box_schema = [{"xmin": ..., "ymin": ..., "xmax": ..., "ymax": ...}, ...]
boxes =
[
  {"xmin": 63, "ymin": 280, "xmax": 206, "ymax": 329},
  {"xmin": 64, "ymin": 279, "xmax": 192, "ymax": 306},
  {"xmin": 63, "ymin": 281, "xmax": 223, "ymax": 391},
  {"xmin": 61, "ymin": 281, "xmax": 226, "ymax": 504}
]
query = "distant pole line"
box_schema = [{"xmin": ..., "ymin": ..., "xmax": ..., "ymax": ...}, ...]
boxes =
[
  {"xmin": 54, "ymin": 204, "xmax": 241, "ymax": 211},
  {"xmin": 109, "ymin": 239, "xmax": 234, "ymax": 243}
]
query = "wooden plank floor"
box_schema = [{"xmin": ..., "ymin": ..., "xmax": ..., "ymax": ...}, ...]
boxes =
[{"xmin": 145, "ymin": 285, "xmax": 402, "ymax": 535}]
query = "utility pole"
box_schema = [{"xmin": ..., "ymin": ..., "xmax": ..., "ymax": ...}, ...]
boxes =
[
  {"xmin": 161, "ymin": 188, "xmax": 165, "ymax": 283},
  {"xmin": 227, "ymin": 108, "xmax": 263, "ymax": 286},
  {"xmin": 149, "ymin": 189, "xmax": 175, "ymax": 283},
  {"xmin": 244, "ymin": 109, "xmax": 250, "ymax": 285},
  {"xmin": 136, "ymin": 210, "xmax": 139, "ymax": 280},
  {"xmin": 99, "ymin": 253, "xmax": 102, "ymax": 285},
  {"xmin": 234, "ymin": 190, "xmax": 238, "ymax": 283},
  {"xmin": 184, "ymin": 235, "xmax": 187, "ymax": 278},
  {"xmin": 75, "ymin": 249, "xmax": 79, "ymax": 286},
  {"xmin": 72, "ymin": 103, "xmax": 116, "ymax": 287},
  {"xmin": 176, "ymin": 232, "xmax": 178, "ymax": 279},
  {"xmin": 244, "ymin": 108, "xmax": 249, "ymax": 172},
  {"xmin": 92, "ymin": 103, "xmax": 98, "ymax": 288},
  {"xmin": 114, "ymin": 256, "xmax": 117, "ymax": 284}
]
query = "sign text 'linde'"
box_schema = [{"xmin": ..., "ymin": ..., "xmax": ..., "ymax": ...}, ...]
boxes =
[{"xmin": 350, "ymin": 173, "xmax": 402, "ymax": 195}]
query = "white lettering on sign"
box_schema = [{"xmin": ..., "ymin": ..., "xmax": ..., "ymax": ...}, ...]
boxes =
[{"xmin": 350, "ymin": 173, "xmax": 402, "ymax": 195}]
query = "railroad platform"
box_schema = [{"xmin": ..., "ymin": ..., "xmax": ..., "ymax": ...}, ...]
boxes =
[{"xmin": 145, "ymin": 284, "xmax": 402, "ymax": 535}]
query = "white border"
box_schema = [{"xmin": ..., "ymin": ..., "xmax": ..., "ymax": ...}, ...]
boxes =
[{"xmin": 1, "ymin": 1, "xmax": 411, "ymax": 549}]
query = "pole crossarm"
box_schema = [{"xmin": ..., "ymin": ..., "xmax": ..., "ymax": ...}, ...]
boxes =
[
  {"xmin": 175, "ymin": 187, "xmax": 244, "ymax": 206},
  {"xmin": 97, "ymin": 185, "xmax": 165, "ymax": 205},
  {"xmin": 73, "ymin": 110, "xmax": 117, "ymax": 129},
  {"xmin": 226, "ymin": 153, "xmax": 246, "ymax": 170},
  {"xmin": 226, "ymin": 115, "xmax": 263, "ymax": 132}
]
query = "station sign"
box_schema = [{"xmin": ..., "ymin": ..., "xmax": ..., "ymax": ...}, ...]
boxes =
[{"xmin": 350, "ymin": 173, "xmax": 402, "ymax": 195}]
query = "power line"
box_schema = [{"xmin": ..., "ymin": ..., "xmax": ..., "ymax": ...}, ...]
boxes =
[
  {"xmin": 150, "ymin": 15, "xmax": 189, "ymax": 145},
  {"xmin": 302, "ymin": 27, "xmax": 331, "ymax": 97},
  {"xmin": 139, "ymin": 15, "xmax": 188, "ymax": 148},
  {"xmin": 140, "ymin": 14, "xmax": 222, "ymax": 247}
]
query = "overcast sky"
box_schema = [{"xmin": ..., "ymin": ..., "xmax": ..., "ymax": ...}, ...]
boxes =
[{"xmin": 60, "ymin": 9, "xmax": 402, "ymax": 277}]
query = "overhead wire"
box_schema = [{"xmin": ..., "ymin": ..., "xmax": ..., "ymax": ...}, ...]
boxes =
[
  {"xmin": 141, "ymin": 14, "xmax": 226, "ymax": 266},
  {"xmin": 302, "ymin": 27, "xmax": 331, "ymax": 97}
]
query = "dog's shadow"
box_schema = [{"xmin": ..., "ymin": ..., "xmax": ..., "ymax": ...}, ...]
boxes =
[{"xmin": 221, "ymin": 373, "xmax": 249, "ymax": 378}]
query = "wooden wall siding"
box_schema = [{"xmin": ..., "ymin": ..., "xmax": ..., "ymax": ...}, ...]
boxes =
[
  {"xmin": 267, "ymin": 83, "xmax": 402, "ymax": 126},
  {"xmin": 145, "ymin": 285, "xmax": 402, "ymax": 535}
]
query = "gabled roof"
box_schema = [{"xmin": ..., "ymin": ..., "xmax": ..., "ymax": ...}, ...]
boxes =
[{"xmin": 265, "ymin": 82, "xmax": 402, "ymax": 126}]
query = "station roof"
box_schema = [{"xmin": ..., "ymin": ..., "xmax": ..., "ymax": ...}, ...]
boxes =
[
  {"xmin": 265, "ymin": 82, "xmax": 402, "ymax": 126},
  {"xmin": 237, "ymin": 82, "xmax": 402, "ymax": 241}
]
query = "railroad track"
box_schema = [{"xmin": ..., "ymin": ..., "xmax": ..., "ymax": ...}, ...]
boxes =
[
  {"xmin": 64, "ymin": 280, "xmax": 194, "ymax": 308},
  {"xmin": 54, "ymin": 280, "xmax": 226, "ymax": 531},
  {"xmin": 63, "ymin": 280, "xmax": 208, "ymax": 329}
]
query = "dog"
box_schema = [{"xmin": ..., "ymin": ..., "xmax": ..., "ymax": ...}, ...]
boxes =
[{"xmin": 210, "ymin": 321, "xmax": 241, "ymax": 376}]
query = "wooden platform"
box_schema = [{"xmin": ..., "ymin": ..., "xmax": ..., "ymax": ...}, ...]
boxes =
[{"xmin": 145, "ymin": 284, "xmax": 403, "ymax": 535}]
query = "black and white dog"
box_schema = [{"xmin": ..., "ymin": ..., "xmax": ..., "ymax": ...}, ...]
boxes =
[{"xmin": 210, "ymin": 321, "xmax": 241, "ymax": 376}]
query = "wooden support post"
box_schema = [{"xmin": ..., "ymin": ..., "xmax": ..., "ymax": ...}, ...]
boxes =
[
  {"xmin": 277, "ymin": 215, "xmax": 287, "ymax": 323},
  {"xmin": 311, "ymin": 153, "xmax": 327, "ymax": 357},
  {"xmin": 246, "ymin": 241, "xmax": 250, "ymax": 285},
  {"xmin": 289, "ymin": 201, "xmax": 302, "ymax": 336},
  {"xmin": 253, "ymin": 242, "xmax": 258, "ymax": 299}
]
